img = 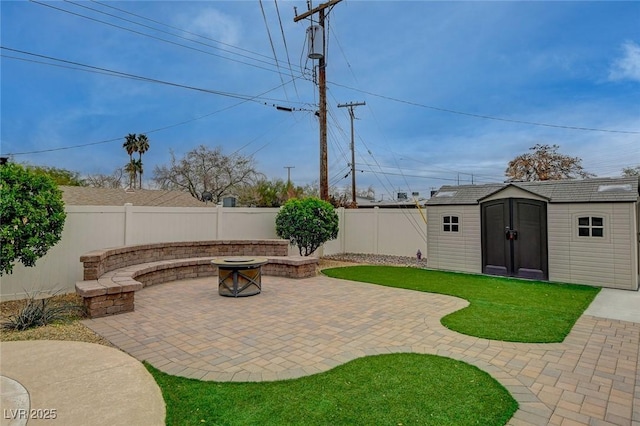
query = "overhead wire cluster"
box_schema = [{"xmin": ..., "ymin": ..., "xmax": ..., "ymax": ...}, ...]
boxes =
[
  {"xmin": 3, "ymin": 0, "xmax": 317, "ymax": 156},
  {"xmin": 322, "ymin": 11, "xmax": 638, "ymax": 200},
  {"xmin": 2, "ymin": 0, "xmax": 637, "ymax": 190}
]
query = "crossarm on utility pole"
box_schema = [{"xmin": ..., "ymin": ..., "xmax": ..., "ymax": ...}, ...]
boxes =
[
  {"xmin": 337, "ymin": 102, "xmax": 366, "ymax": 206},
  {"xmin": 293, "ymin": 0, "xmax": 343, "ymax": 22}
]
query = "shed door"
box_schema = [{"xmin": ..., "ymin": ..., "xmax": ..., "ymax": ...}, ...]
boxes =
[{"xmin": 481, "ymin": 198, "xmax": 548, "ymax": 280}]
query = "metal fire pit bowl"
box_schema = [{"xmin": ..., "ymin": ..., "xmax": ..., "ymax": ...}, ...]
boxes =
[{"xmin": 211, "ymin": 257, "xmax": 268, "ymax": 297}]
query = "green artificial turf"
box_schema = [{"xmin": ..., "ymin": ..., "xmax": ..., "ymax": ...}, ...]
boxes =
[
  {"xmin": 322, "ymin": 266, "xmax": 600, "ymax": 343},
  {"xmin": 148, "ymin": 353, "xmax": 518, "ymax": 426}
]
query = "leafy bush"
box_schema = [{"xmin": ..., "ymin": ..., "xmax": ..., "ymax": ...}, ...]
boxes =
[
  {"xmin": 1, "ymin": 292, "xmax": 85, "ymax": 331},
  {"xmin": 275, "ymin": 198, "xmax": 339, "ymax": 256},
  {"xmin": 0, "ymin": 162, "xmax": 66, "ymax": 275}
]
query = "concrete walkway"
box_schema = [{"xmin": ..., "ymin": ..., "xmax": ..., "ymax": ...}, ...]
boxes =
[
  {"xmin": 584, "ymin": 287, "xmax": 640, "ymax": 323},
  {"xmin": 2, "ymin": 275, "xmax": 638, "ymax": 425},
  {"xmin": 0, "ymin": 341, "xmax": 165, "ymax": 426}
]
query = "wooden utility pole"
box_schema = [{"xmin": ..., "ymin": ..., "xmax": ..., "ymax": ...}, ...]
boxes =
[
  {"xmin": 284, "ymin": 166, "xmax": 295, "ymax": 185},
  {"xmin": 294, "ymin": 0, "xmax": 342, "ymax": 201},
  {"xmin": 337, "ymin": 101, "xmax": 365, "ymax": 206}
]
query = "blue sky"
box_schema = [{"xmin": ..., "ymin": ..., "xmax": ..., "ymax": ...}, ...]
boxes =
[{"xmin": 2, "ymin": 1, "xmax": 639, "ymax": 200}]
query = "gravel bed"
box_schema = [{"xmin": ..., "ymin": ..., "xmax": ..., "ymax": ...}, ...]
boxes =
[{"xmin": 322, "ymin": 253, "xmax": 427, "ymax": 268}]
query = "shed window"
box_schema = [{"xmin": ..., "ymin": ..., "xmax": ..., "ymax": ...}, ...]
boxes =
[
  {"xmin": 578, "ymin": 216, "xmax": 604, "ymax": 237},
  {"xmin": 443, "ymin": 216, "xmax": 459, "ymax": 232}
]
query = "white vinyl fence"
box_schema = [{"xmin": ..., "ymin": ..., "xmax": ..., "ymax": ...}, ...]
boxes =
[{"xmin": 0, "ymin": 205, "xmax": 427, "ymax": 301}]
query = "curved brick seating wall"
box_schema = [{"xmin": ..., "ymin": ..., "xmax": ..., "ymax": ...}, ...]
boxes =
[
  {"xmin": 80, "ymin": 240, "xmax": 289, "ymax": 280},
  {"xmin": 76, "ymin": 240, "xmax": 318, "ymax": 318}
]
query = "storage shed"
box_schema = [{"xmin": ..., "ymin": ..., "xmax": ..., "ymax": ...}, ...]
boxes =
[{"xmin": 426, "ymin": 177, "xmax": 639, "ymax": 290}]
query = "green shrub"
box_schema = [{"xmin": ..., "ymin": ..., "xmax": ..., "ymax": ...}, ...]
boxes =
[
  {"xmin": 0, "ymin": 162, "xmax": 66, "ymax": 275},
  {"xmin": 275, "ymin": 198, "xmax": 339, "ymax": 256}
]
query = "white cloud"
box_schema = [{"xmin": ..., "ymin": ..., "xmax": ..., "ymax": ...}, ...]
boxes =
[
  {"xmin": 178, "ymin": 8, "xmax": 241, "ymax": 47},
  {"xmin": 609, "ymin": 41, "xmax": 640, "ymax": 82}
]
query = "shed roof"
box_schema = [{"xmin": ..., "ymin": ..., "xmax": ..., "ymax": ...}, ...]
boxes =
[
  {"xmin": 426, "ymin": 177, "xmax": 639, "ymax": 205},
  {"xmin": 60, "ymin": 186, "xmax": 211, "ymax": 207}
]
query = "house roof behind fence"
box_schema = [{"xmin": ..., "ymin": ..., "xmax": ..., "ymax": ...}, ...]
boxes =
[
  {"xmin": 426, "ymin": 177, "xmax": 639, "ymax": 205},
  {"xmin": 60, "ymin": 186, "xmax": 211, "ymax": 207}
]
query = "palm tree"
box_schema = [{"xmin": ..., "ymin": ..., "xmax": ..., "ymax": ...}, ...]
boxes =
[
  {"xmin": 123, "ymin": 134, "xmax": 138, "ymax": 189},
  {"xmin": 133, "ymin": 159, "xmax": 143, "ymax": 189},
  {"xmin": 124, "ymin": 161, "xmax": 137, "ymax": 190},
  {"xmin": 136, "ymin": 134, "xmax": 150, "ymax": 189}
]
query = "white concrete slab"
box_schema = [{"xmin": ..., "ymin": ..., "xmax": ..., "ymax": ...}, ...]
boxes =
[
  {"xmin": 0, "ymin": 341, "xmax": 165, "ymax": 426},
  {"xmin": 583, "ymin": 287, "xmax": 640, "ymax": 323},
  {"xmin": 0, "ymin": 376, "xmax": 29, "ymax": 426}
]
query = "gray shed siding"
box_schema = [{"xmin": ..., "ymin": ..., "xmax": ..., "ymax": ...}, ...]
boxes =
[
  {"xmin": 426, "ymin": 205, "xmax": 481, "ymax": 273},
  {"xmin": 426, "ymin": 177, "xmax": 639, "ymax": 290},
  {"xmin": 548, "ymin": 203, "xmax": 637, "ymax": 290},
  {"xmin": 481, "ymin": 187, "xmax": 547, "ymax": 203}
]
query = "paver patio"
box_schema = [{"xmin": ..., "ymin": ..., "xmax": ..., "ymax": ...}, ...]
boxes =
[{"xmin": 83, "ymin": 275, "xmax": 640, "ymax": 426}]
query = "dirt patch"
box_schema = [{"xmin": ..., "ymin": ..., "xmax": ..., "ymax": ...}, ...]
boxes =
[
  {"xmin": 317, "ymin": 258, "xmax": 361, "ymax": 272},
  {"xmin": 0, "ymin": 294, "xmax": 112, "ymax": 346}
]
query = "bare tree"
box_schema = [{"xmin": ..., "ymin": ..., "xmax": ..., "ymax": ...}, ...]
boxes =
[
  {"xmin": 357, "ymin": 185, "xmax": 376, "ymax": 200},
  {"xmin": 505, "ymin": 144, "xmax": 595, "ymax": 181},
  {"xmin": 84, "ymin": 168, "xmax": 125, "ymax": 188},
  {"xmin": 622, "ymin": 165, "xmax": 640, "ymax": 177},
  {"xmin": 152, "ymin": 145, "xmax": 263, "ymax": 203}
]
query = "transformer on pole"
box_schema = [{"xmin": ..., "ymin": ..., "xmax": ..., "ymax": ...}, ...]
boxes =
[{"xmin": 294, "ymin": 0, "xmax": 342, "ymax": 202}]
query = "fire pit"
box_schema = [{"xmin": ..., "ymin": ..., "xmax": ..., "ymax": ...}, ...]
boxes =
[{"xmin": 211, "ymin": 257, "xmax": 268, "ymax": 297}]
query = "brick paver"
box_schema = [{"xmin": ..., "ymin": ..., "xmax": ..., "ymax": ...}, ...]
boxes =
[{"xmin": 83, "ymin": 275, "xmax": 640, "ymax": 425}]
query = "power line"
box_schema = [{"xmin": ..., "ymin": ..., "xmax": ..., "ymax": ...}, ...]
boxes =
[
  {"xmin": 329, "ymin": 81, "xmax": 639, "ymax": 134},
  {"xmin": 337, "ymin": 101, "xmax": 365, "ymax": 204},
  {"xmin": 2, "ymin": 53, "xmax": 143, "ymax": 80},
  {"xmin": 12, "ymin": 1, "xmax": 636, "ymax": 188},
  {"xmin": 89, "ymin": 0, "xmax": 276, "ymax": 63},
  {"xmin": 259, "ymin": 0, "xmax": 288, "ymax": 101},
  {"xmin": 320, "ymin": 26, "xmax": 429, "ymax": 209},
  {"xmin": 326, "ymin": 91, "xmax": 426, "ymax": 238},
  {"xmin": 3, "ymin": 105, "xmax": 303, "ymax": 158},
  {"xmin": 358, "ymin": 168, "xmax": 473, "ymax": 183},
  {"xmin": 325, "ymin": 11, "xmax": 634, "ymax": 212},
  {"xmin": 1, "ymin": 59, "xmax": 307, "ymax": 156},
  {"xmin": 22, "ymin": 0, "xmax": 640, "ymax": 140},
  {"xmin": 31, "ymin": 0, "xmax": 298, "ymax": 78},
  {"xmin": 274, "ymin": 0, "xmax": 300, "ymax": 100},
  {"xmin": 1, "ymin": 47, "xmax": 309, "ymax": 106}
]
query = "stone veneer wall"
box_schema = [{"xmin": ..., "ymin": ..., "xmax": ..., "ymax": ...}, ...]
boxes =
[
  {"xmin": 134, "ymin": 261, "xmax": 318, "ymax": 288},
  {"xmin": 83, "ymin": 292, "xmax": 134, "ymax": 318},
  {"xmin": 77, "ymin": 240, "xmax": 319, "ymax": 318},
  {"xmin": 81, "ymin": 260, "xmax": 318, "ymax": 318},
  {"xmin": 262, "ymin": 262, "xmax": 317, "ymax": 279},
  {"xmin": 81, "ymin": 240, "xmax": 289, "ymax": 280},
  {"xmin": 136, "ymin": 263, "xmax": 215, "ymax": 287}
]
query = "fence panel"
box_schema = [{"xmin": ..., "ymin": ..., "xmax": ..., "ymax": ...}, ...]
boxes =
[
  {"xmin": 128, "ymin": 206, "xmax": 218, "ymax": 244},
  {"xmin": 376, "ymin": 209, "xmax": 427, "ymax": 257},
  {"xmin": 219, "ymin": 208, "xmax": 280, "ymax": 239},
  {"xmin": 1, "ymin": 205, "xmax": 428, "ymax": 300}
]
